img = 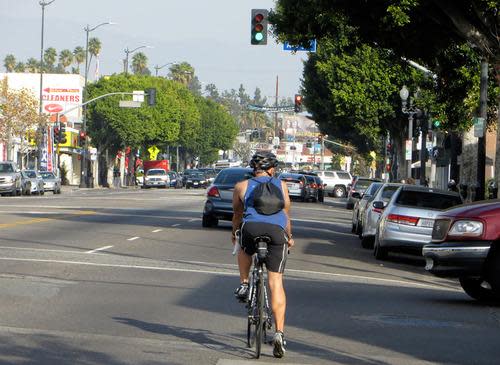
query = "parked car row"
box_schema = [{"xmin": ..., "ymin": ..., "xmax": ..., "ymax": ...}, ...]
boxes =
[
  {"xmin": 351, "ymin": 180, "xmax": 500, "ymax": 301},
  {"xmin": 0, "ymin": 161, "xmax": 62, "ymax": 197}
]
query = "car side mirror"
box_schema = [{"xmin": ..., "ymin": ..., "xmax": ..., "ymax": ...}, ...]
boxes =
[
  {"xmin": 351, "ymin": 192, "xmax": 362, "ymax": 199},
  {"xmin": 372, "ymin": 201, "xmax": 385, "ymax": 210}
]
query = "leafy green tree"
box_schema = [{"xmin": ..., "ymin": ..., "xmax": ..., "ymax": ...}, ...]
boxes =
[
  {"xmin": 3, "ymin": 54, "xmax": 16, "ymax": 72},
  {"xmin": 73, "ymin": 46, "xmax": 85, "ymax": 73},
  {"xmin": 191, "ymin": 97, "xmax": 238, "ymax": 165},
  {"xmin": 204, "ymin": 83, "xmax": 220, "ymax": 102},
  {"xmin": 131, "ymin": 52, "xmax": 149, "ymax": 75},
  {"xmin": 25, "ymin": 58, "xmax": 39, "ymax": 73},
  {"xmin": 43, "ymin": 47, "xmax": 57, "ymax": 71}
]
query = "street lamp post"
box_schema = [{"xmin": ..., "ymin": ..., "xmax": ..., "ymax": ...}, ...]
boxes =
[
  {"xmin": 154, "ymin": 62, "xmax": 178, "ymax": 77},
  {"xmin": 38, "ymin": 0, "xmax": 55, "ymax": 170},
  {"xmin": 123, "ymin": 45, "xmax": 153, "ymax": 75},
  {"xmin": 80, "ymin": 21, "xmax": 114, "ymax": 188},
  {"xmin": 400, "ymin": 85, "xmax": 427, "ymax": 185}
]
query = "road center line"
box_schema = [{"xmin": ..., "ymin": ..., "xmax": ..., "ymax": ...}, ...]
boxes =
[
  {"xmin": 86, "ymin": 245, "xmax": 114, "ymax": 254},
  {"xmin": 127, "ymin": 237, "xmax": 140, "ymax": 241},
  {"xmin": 171, "ymin": 224, "xmax": 181, "ymax": 227},
  {"xmin": 152, "ymin": 229, "xmax": 163, "ymax": 233}
]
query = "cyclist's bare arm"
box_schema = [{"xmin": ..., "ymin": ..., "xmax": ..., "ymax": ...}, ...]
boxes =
[
  {"xmin": 281, "ymin": 181, "xmax": 294, "ymax": 248},
  {"xmin": 232, "ymin": 180, "xmax": 247, "ymax": 244}
]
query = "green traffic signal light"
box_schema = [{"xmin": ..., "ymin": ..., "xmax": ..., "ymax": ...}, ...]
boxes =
[
  {"xmin": 251, "ymin": 9, "xmax": 268, "ymax": 45},
  {"xmin": 433, "ymin": 119, "xmax": 441, "ymax": 129}
]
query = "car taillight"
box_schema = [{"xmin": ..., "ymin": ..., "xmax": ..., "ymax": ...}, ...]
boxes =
[
  {"xmin": 299, "ymin": 181, "xmax": 304, "ymax": 185},
  {"xmin": 207, "ymin": 186, "xmax": 220, "ymax": 198},
  {"xmin": 387, "ymin": 214, "xmax": 419, "ymax": 226},
  {"xmin": 310, "ymin": 183, "xmax": 317, "ymax": 189}
]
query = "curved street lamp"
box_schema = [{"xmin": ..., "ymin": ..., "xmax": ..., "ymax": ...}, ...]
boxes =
[
  {"xmin": 123, "ymin": 45, "xmax": 153, "ymax": 75},
  {"xmin": 154, "ymin": 62, "xmax": 178, "ymax": 77}
]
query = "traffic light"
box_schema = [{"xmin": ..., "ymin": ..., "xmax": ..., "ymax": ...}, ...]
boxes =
[
  {"xmin": 432, "ymin": 119, "xmax": 441, "ymax": 129},
  {"xmin": 79, "ymin": 131, "xmax": 86, "ymax": 147},
  {"xmin": 251, "ymin": 9, "xmax": 268, "ymax": 45},
  {"xmin": 59, "ymin": 123, "xmax": 67, "ymax": 144},
  {"xmin": 294, "ymin": 94, "xmax": 303, "ymax": 113},
  {"xmin": 386, "ymin": 143, "xmax": 392, "ymax": 155},
  {"xmin": 53, "ymin": 126, "xmax": 60, "ymax": 143},
  {"xmin": 146, "ymin": 88, "xmax": 156, "ymax": 106}
]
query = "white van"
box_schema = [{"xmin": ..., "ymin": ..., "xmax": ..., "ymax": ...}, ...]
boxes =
[{"xmin": 314, "ymin": 170, "xmax": 352, "ymax": 198}]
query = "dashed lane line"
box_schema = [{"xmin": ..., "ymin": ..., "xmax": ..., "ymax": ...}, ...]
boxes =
[
  {"xmin": 127, "ymin": 237, "xmax": 140, "ymax": 241},
  {"xmin": 86, "ymin": 245, "xmax": 114, "ymax": 254},
  {"xmin": 152, "ymin": 229, "xmax": 163, "ymax": 233}
]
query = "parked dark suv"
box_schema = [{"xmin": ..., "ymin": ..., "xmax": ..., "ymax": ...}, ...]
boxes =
[
  {"xmin": 423, "ymin": 200, "xmax": 500, "ymax": 301},
  {"xmin": 202, "ymin": 167, "xmax": 253, "ymax": 227}
]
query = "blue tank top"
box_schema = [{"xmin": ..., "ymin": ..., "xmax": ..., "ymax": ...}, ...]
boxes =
[{"xmin": 243, "ymin": 176, "xmax": 287, "ymax": 229}]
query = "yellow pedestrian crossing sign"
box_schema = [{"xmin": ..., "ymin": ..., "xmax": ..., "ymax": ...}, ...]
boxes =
[{"xmin": 148, "ymin": 145, "xmax": 160, "ymax": 160}]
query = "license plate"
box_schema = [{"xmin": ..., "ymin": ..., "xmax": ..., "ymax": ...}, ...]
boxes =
[
  {"xmin": 420, "ymin": 218, "xmax": 434, "ymax": 228},
  {"xmin": 287, "ymin": 183, "xmax": 299, "ymax": 189}
]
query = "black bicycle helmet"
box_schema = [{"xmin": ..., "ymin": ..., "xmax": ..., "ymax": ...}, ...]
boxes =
[{"xmin": 249, "ymin": 152, "xmax": 278, "ymax": 170}]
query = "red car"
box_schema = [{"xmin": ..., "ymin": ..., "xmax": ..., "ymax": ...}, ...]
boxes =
[{"xmin": 423, "ymin": 200, "xmax": 500, "ymax": 301}]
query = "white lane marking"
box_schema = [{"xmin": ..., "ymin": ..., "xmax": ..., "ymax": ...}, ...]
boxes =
[
  {"xmin": 152, "ymin": 229, "xmax": 163, "ymax": 233},
  {"xmin": 127, "ymin": 236, "xmax": 140, "ymax": 241},
  {"xmin": 171, "ymin": 224, "xmax": 180, "ymax": 227},
  {"xmin": 188, "ymin": 218, "xmax": 198, "ymax": 222},
  {"xmin": 0, "ymin": 246, "xmax": 87, "ymax": 254},
  {"xmin": 0, "ymin": 256, "xmax": 459, "ymax": 291},
  {"xmin": 86, "ymin": 245, "xmax": 113, "ymax": 254}
]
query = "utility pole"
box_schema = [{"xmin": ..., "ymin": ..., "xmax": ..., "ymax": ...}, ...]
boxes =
[
  {"xmin": 476, "ymin": 59, "xmax": 488, "ymax": 200},
  {"xmin": 274, "ymin": 76, "xmax": 279, "ymax": 136}
]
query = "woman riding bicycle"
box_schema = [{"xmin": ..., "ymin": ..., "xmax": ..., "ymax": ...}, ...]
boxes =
[{"xmin": 232, "ymin": 152, "xmax": 294, "ymax": 358}]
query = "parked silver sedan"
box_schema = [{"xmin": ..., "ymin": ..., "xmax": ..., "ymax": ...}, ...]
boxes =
[
  {"xmin": 359, "ymin": 183, "xmax": 404, "ymax": 248},
  {"xmin": 373, "ymin": 185, "xmax": 463, "ymax": 260},
  {"xmin": 21, "ymin": 170, "xmax": 45, "ymax": 195},
  {"xmin": 39, "ymin": 171, "xmax": 61, "ymax": 194},
  {"xmin": 351, "ymin": 182, "xmax": 383, "ymax": 235}
]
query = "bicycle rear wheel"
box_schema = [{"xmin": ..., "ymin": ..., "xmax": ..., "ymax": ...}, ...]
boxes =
[{"xmin": 254, "ymin": 271, "xmax": 265, "ymax": 359}]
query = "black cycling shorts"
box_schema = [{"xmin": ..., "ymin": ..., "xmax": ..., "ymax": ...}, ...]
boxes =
[{"xmin": 240, "ymin": 221, "xmax": 288, "ymax": 273}]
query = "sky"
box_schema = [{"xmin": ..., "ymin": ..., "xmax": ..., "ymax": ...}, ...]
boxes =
[{"xmin": 0, "ymin": 0, "xmax": 308, "ymax": 102}]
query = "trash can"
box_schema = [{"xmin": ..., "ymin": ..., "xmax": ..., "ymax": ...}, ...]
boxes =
[{"xmin": 487, "ymin": 180, "xmax": 498, "ymax": 200}]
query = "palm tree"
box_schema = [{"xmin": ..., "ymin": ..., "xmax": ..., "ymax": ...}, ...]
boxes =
[
  {"xmin": 168, "ymin": 62, "xmax": 194, "ymax": 85},
  {"xmin": 131, "ymin": 52, "xmax": 148, "ymax": 75},
  {"xmin": 3, "ymin": 54, "xmax": 16, "ymax": 72},
  {"xmin": 87, "ymin": 37, "xmax": 101, "ymax": 75},
  {"xmin": 73, "ymin": 46, "xmax": 85, "ymax": 74},
  {"xmin": 44, "ymin": 47, "xmax": 57, "ymax": 72},
  {"xmin": 25, "ymin": 58, "xmax": 39, "ymax": 73},
  {"xmin": 58, "ymin": 49, "xmax": 73, "ymax": 72},
  {"xmin": 14, "ymin": 62, "xmax": 25, "ymax": 73}
]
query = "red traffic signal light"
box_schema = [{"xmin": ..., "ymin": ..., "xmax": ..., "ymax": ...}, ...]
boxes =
[
  {"xmin": 294, "ymin": 94, "xmax": 303, "ymax": 113},
  {"xmin": 79, "ymin": 131, "xmax": 86, "ymax": 139},
  {"xmin": 251, "ymin": 9, "xmax": 268, "ymax": 45}
]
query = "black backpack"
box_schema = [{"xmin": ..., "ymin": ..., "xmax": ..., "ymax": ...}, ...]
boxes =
[{"xmin": 252, "ymin": 177, "xmax": 285, "ymax": 215}]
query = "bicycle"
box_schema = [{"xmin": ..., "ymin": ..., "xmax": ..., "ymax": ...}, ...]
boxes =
[{"xmin": 245, "ymin": 235, "xmax": 273, "ymax": 359}]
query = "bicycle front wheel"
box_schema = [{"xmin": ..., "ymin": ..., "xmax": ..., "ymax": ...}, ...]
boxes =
[{"xmin": 254, "ymin": 273, "xmax": 265, "ymax": 359}]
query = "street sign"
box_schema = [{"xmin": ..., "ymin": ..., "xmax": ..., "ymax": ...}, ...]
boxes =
[
  {"xmin": 474, "ymin": 117, "xmax": 485, "ymax": 137},
  {"xmin": 283, "ymin": 40, "xmax": 317, "ymax": 52},
  {"xmin": 119, "ymin": 100, "xmax": 142, "ymax": 108},
  {"xmin": 133, "ymin": 90, "xmax": 145, "ymax": 102},
  {"xmin": 148, "ymin": 145, "xmax": 160, "ymax": 160},
  {"xmin": 405, "ymin": 140, "xmax": 412, "ymax": 160}
]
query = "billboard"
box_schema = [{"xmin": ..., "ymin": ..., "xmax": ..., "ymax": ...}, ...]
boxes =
[{"xmin": 0, "ymin": 73, "xmax": 84, "ymax": 126}]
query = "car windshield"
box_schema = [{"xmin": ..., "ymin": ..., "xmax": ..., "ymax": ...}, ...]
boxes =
[
  {"xmin": 365, "ymin": 183, "xmax": 383, "ymax": 196},
  {"xmin": 23, "ymin": 171, "xmax": 37, "ymax": 178},
  {"xmin": 0, "ymin": 164, "xmax": 14, "ymax": 173},
  {"xmin": 395, "ymin": 190, "xmax": 463, "ymax": 210},
  {"xmin": 214, "ymin": 170, "xmax": 253, "ymax": 185},
  {"xmin": 355, "ymin": 179, "xmax": 378, "ymax": 190},
  {"xmin": 305, "ymin": 175, "xmax": 315, "ymax": 183},
  {"xmin": 337, "ymin": 172, "xmax": 351, "ymax": 179},
  {"xmin": 188, "ymin": 173, "xmax": 205, "ymax": 178},
  {"xmin": 147, "ymin": 170, "xmax": 166, "ymax": 176},
  {"xmin": 380, "ymin": 185, "xmax": 400, "ymax": 201},
  {"xmin": 40, "ymin": 172, "xmax": 55, "ymax": 179}
]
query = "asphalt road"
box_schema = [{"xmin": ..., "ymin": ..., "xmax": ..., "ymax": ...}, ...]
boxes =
[{"xmin": 0, "ymin": 188, "xmax": 499, "ymax": 365}]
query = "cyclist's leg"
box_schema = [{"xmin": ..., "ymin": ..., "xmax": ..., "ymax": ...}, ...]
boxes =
[
  {"xmin": 237, "ymin": 249, "xmax": 252, "ymax": 283},
  {"xmin": 268, "ymin": 271, "xmax": 286, "ymax": 332},
  {"xmin": 235, "ymin": 223, "xmax": 257, "ymax": 299}
]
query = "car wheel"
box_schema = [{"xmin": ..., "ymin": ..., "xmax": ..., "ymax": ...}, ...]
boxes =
[
  {"xmin": 202, "ymin": 215, "xmax": 218, "ymax": 228},
  {"xmin": 361, "ymin": 235, "xmax": 374, "ymax": 249},
  {"xmin": 373, "ymin": 233, "xmax": 388, "ymax": 260},
  {"xmin": 333, "ymin": 186, "xmax": 346, "ymax": 198},
  {"xmin": 459, "ymin": 277, "xmax": 498, "ymax": 302}
]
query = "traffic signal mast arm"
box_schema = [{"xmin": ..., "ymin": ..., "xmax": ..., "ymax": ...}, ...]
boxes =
[{"xmin": 322, "ymin": 137, "xmax": 356, "ymax": 151}]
